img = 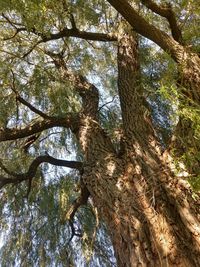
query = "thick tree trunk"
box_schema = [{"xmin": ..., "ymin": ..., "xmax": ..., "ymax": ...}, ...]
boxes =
[
  {"xmin": 107, "ymin": 0, "xmax": 200, "ymax": 178},
  {"xmin": 76, "ymin": 28, "xmax": 200, "ymax": 266},
  {"xmin": 78, "ymin": 119, "xmax": 200, "ymax": 266},
  {"xmin": 83, "ymin": 155, "xmax": 200, "ymax": 267}
]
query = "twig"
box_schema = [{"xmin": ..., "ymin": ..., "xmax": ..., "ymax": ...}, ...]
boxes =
[
  {"xmin": 22, "ymin": 40, "xmax": 43, "ymax": 58},
  {"xmin": 98, "ymin": 95, "xmax": 117, "ymax": 112},
  {"xmin": 10, "ymin": 70, "xmax": 51, "ymax": 119}
]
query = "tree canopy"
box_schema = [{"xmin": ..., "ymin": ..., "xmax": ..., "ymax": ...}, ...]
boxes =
[{"xmin": 0, "ymin": 1, "xmax": 200, "ymax": 266}]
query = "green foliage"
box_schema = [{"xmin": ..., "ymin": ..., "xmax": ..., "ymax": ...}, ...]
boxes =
[
  {"xmin": 159, "ymin": 81, "xmax": 200, "ymax": 189},
  {"xmin": 0, "ymin": 0, "xmax": 200, "ymax": 265},
  {"xmin": 0, "ymin": 1, "xmax": 118, "ymax": 265},
  {"xmin": 0, "ymin": 169, "xmax": 115, "ymax": 266}
]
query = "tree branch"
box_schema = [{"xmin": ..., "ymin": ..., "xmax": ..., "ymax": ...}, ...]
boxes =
[
  {"xmin": 141, "ymin": 0, "xmax": 183, "ymax": 44},
  {"xmin": 10, "ymin": 70, "xmax": 50, "ymax": 119},
  {"xmin": 22, "ymin": 40, "xmax": 43, "ymax": 58},
  {"xmin": 3, "ymin": 27, "xmax": 25, "ymax": 40},
  {"xmin": 0, "ymin": 155, "xmax": 83, "ymax": 189},
  {"xmin": 1, "ymin": 13, "xmax": 22, "ymax": 27},
  {"xmin": 66, "ymin": 182, "xmax": 90, "ymax": 243},
  {"xmin": 98, "ymin": 95, "xmax": 117, "ymax": 112},
  {"xmin": 33, "ymin": 27, "xmax": 117, "ymax": 43},
  {"xmin": 2, "ymin": 13, "xmax": 117, "ymax": 43},
  {"xmin": 107, "ymin": 0, "xmax": 184, "ymax": 62},
  {"xmin": 0, "ymin": 114, "xmax": 79, "ymax": 142},
  {"xmin": 16, "ymin": 95, "xmax": 50, "ymax": 118},
  {"xmin": 46, "ymin": 52, "xmax": 99, "ymax": 119}
]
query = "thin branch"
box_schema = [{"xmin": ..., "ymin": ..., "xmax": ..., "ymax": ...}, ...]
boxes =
[
  {"xmin": 16, "ymin": 95, "xmax": 50, "ymax": 118},
  {"xmin": 66, "ymin": 182, "xmax": 90, "ymax": 243},
  {"xmin": 0, "ymin": 155, "xmax": 83, "ymax": 189},
  {"xmin": 10, "ymin": 70, "xmax": 50, "ymax": 119},
  {"xmin": 3, "ymin": 27, "xmax": 25, "ymax": 41},
  {"xmin": 1, "ymin": 13, "xmax": 23, "ymax": 27},
  {"xmin": 2, "ymin": 14, "xmax": 116, "ymax": 59},
  {"xmin": 35, "ymin": 27, "xmax": 117, "ymax": 43},
  {"xmin": 1, "ymin": 14, "xmax": 26, "ymax": 40},
  {"xmin": 24, "ymin": 176, "xmax": 33, "ymax": 199},
  {"xmin": 22, "ymin": 134, "xmax": 41, "ymax": 153},
  {"xmin": 38, "ymin": 131, "xmax": 63, "ymax": 143},
  {"xmin": 0, "ymin": 48, "xmax": 34, "ymax": 65},
  {"xmin": 98, "ymin": 95, "xmax": 117, "ymax": 112},
  {"xmin": 70, "ymin": 14, "xmax": 77, "ymax": 30},
  {"xmin": 0, "ymin": 160, "xmax": 16, "ymax": 177},
  {"xmin": 2, "ymin": 12, "xmax": 117, "ymax": 43},
  {"xmin": 20, "ymin": 27, "xmax": 116, "ymax": 58},
  {"xmin": 22, "ymin": 40, "xmax": 43, "ymax": 58},
  {"xmin": 141, "ymin": 0, "xmax": 183, "ymax": 44}
]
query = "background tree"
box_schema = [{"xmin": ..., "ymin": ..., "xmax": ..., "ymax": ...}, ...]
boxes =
[{"xmin": 0, "ymin": 1, "xmax": 200, "ymax": 266}]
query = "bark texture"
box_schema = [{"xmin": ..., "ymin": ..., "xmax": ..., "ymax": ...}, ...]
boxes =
[
  {"xmin": 106, "ymin": 0, "xmax": 200, "ymax": 100},
  {"xmin": 77, "ymin": 30, "xmax": 200, "ymax": 266},
  {"xmin": 106, "ymin": 0, "xmax": 200, "ymax": 178},
  {"xmin": 1, "ymin": 2, "xmax": 200, "ymax": 267}
]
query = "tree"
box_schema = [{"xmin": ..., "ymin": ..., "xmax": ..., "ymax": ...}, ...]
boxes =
[{"xmin": 0, "ymin": 1, "xmax": 200, "ymax": 266}]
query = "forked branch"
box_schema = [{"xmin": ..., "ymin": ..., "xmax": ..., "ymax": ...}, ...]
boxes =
[
  {"xmin": 1, "ymin": 13, "xmax": 117, "ymax": 43},
  {"xmin": 141, "ymin": 0, "xmax": 183, "ymax": 44},
  {"xmin": 107, "ymin": 0, "xmax": 184, "ymax": 62},
  {"xmin": 0, "ymin": 155, "xmax": 83, "ymax": 189}
]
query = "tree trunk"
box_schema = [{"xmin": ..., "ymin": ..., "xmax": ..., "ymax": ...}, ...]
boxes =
[
  {"xmin": 78, "ymin": 119, "xmax": 200, "ymax": 266},
  {"xmin": 76, "ymin": 28, "xmax": 200, "ymax": 266},
  {"xmin": 107, "ymin": 0, "xmax": 200, "ymax": 177},
  {"xmin": 84, "ymin": 156, "xmax": 200, "ymax": 267}
]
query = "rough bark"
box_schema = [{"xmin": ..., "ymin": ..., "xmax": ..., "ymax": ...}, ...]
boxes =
[
  {"xmin": 1, "ymin": 3, "xmax": 200, "ymax": 267},
  {"xmin": 107, "ymin": 0, "xmax": 200, "ymax": 176},
  {"xmin": 2, "ymin": 8, "xmax": 200, "ymax": 264},
  {"xmin": 77, "ymin": 30, "xmax": 200, "ymax": 266},
  {"xmin": 106, "ymin": 0, "xmax": 200, "ymax": 101},
  {"xmin": 106, "ymin": 0, "xmax": 184, "ymax": 61}
]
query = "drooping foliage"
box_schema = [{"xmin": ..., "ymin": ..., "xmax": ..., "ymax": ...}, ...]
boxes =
[{"xmin": 0, "ymin": 0, "xmax": 200, "ymax": 266}]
